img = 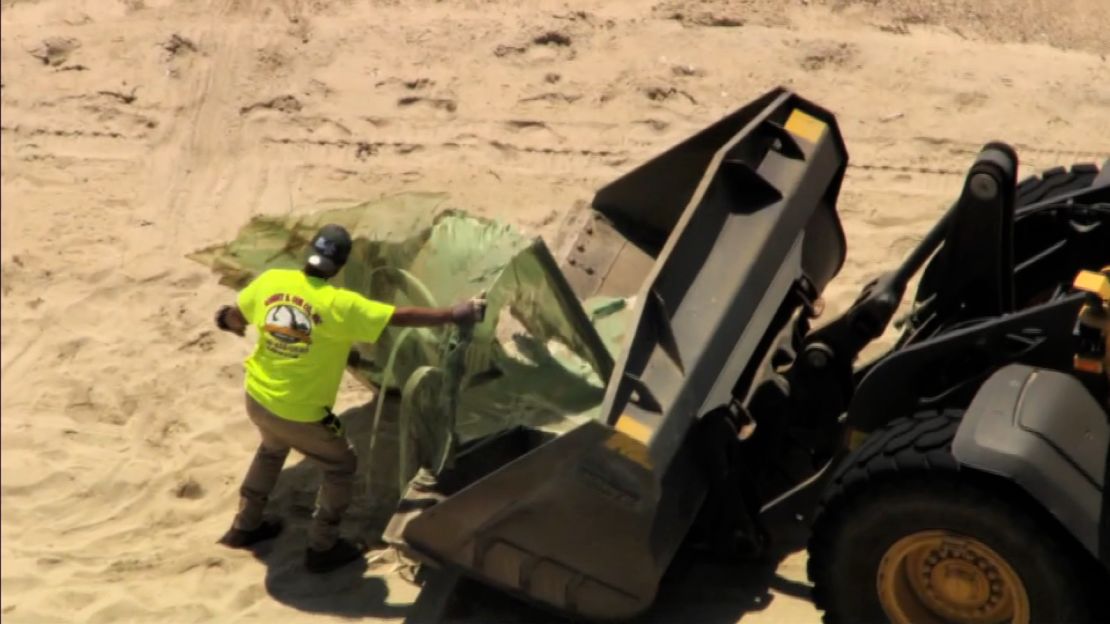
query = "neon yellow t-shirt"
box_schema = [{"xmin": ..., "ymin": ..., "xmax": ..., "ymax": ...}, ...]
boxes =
[{"xmin": 236, "ymin": 269, "xmax": 395, "ymax": 422}]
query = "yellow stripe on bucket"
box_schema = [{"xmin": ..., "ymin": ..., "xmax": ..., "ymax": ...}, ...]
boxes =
[
  {"xmin": 614, "ymin": 414, "xmax": 652, "ymax": 444},
  {"xmin": 605, "ymin": 434, "xmax": 652, "ymax": 470}
]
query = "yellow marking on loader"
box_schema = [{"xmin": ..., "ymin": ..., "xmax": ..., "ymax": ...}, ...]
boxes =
[
  {"xmin": 614, "ymin": 414, "xmax": 652, "ymax": 444},
  {"xmin": 848, "ymin": 429, "xmax": 870, "ymax": 451},
  {"xmin": 1074, "ymin": 356, "xmax": 1104, "ymax": 375},
  {"xmin": 784, "ymin": 108, "xmax": 827, "ymax": 144},
  {"xmin": 1073, "ymin": 269, "xmax": 1110, "ymax": 301}
]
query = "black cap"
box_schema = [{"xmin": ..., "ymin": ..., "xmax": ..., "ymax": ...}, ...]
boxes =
[{"xmin": 306, "ymin": 224, "xmax": 352, "ymax": 276}]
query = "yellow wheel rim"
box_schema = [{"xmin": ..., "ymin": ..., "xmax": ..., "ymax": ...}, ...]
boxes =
[{"xmin": 877, "ymin": 530, "xmax": 1031, "ymax": 624}]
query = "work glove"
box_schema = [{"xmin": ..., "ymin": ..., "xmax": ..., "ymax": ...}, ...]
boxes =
[{"xmin": 450, "ymin": 294, "xmax": 487, "ymax": 326}]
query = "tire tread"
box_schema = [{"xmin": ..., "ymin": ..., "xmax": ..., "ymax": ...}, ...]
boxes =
[{"xmin": 1016, "ymin": 163, "xmax": 1100, "ymax": 205}]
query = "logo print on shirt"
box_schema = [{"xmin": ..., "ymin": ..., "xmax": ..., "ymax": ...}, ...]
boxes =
[{"xmin": 264, "ymin": 304, "xmax": 313, "ymax": 345}]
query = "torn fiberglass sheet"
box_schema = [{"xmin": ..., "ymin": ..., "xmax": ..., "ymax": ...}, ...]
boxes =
[{"xmin": 190, "ymin": 193, "xmax": 633, "ymax": 492}]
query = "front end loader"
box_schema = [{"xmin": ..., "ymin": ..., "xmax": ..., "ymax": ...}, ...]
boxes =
[{"xmin": 385, "ymin": 87, "xmax": 1110, "ymax": 623}]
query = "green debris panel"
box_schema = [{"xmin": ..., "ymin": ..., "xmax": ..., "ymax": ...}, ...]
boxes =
[{"xmin": 190, "ymin": 193, "xmax": 633, "ymax": 497}]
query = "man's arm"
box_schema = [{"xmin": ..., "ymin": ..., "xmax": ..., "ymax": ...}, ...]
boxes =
[
  {"xmin": 389, "ymin": 300, "xmax": 485, "ymax": 328},
  {"xmin": 387, "ymin": 306, "xmax": 456, "ymax": 327},
  {"xmin": 347, "ymin": 298, "xmax": 484, "ymax": 368}
]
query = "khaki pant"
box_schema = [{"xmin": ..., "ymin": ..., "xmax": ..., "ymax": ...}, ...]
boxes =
[{"xmin": 234, "ymin": 394, "xmax": 357, "ymax": 551}]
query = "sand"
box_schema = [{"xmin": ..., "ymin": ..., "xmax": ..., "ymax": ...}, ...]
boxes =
[{"xmin": 1, "ymin": 0, "xmax": 1108, "ymax": 621}]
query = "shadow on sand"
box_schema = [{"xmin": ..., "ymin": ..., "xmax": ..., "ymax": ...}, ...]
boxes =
[
  {"xmin": 245, "ymin": 536, "xmax": 407, "ymax": 619},
  {"xmin": 229, "ymin": 392, "xmax": 821, "ymax": 622},
  {"xmin": 227, "ymin": 397, "xmax": 410, "ymax": 619}
]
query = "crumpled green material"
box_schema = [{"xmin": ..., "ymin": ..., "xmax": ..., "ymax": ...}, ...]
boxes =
[{"xmin": 189, "ymin": 193, "xmax": 633, "ymax": 495}]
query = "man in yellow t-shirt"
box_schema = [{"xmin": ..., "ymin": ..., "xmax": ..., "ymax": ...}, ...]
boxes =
[{"xmin": 213, "ymin": 224, "xmax": 485, "ymax": 574}]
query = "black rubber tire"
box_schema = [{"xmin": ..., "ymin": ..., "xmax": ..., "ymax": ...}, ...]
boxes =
[
  {"xmin": 1016, "ymin": 162, "xmax": 1100, "ymax": 206},
  {"xmin": 808, "ymin": 410, "xmax": 1094, "ymax": 624}
]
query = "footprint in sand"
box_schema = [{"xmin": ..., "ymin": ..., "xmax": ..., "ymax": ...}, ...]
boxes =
[
  {"xmin": 28, "ymin": 37, "xmax": 81, "ymax": 67},
  {"xmin": 172, "ymin": 477, "xmax": 205, "ymax": 500},
  {"xmin": 494, "ymin": 30, "xmax": 575, "ymax": 62},
  {"xmin": 799, "ymin": 40, "xmax": 862, "ymax": 71}
]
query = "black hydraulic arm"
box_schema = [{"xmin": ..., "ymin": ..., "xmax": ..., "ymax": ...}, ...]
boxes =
[{"xmin": 788, "ymin": 143, "xmax": 1020, "ymax": 418}]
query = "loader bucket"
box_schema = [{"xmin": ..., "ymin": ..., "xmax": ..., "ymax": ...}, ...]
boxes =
[{"xmin": 401, "ymin": 88, "xmax": 849, "ymax": 620}]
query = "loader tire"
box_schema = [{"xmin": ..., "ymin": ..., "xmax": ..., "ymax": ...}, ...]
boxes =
[
  {"xmin": 1016, "ymin": 162, "xmax": 1101, "ymax": 206},
  {"xmin": 808, "ymin": 410, "xmax": 1093, "ymax": 624}
]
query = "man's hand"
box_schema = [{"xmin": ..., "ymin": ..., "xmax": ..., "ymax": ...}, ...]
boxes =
[
  {"xmin": 450, "ymin": 294, "xmax": 487, "ymax": 325},
  {"xmin": 215, "ymin": 305, "xmax": 247, "ymax": 337},
  {"xmin": 390, "ymin": 293, "xmax": 487, "ymax": 328}
]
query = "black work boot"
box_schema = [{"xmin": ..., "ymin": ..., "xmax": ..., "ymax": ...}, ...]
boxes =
[
  {"xmin": 218, "ymin": 518, "xmax": 284, "ymax": 549},
  {"xmin": 304, "ymin": 538, "xmax": 369, "ymax": 574}
]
